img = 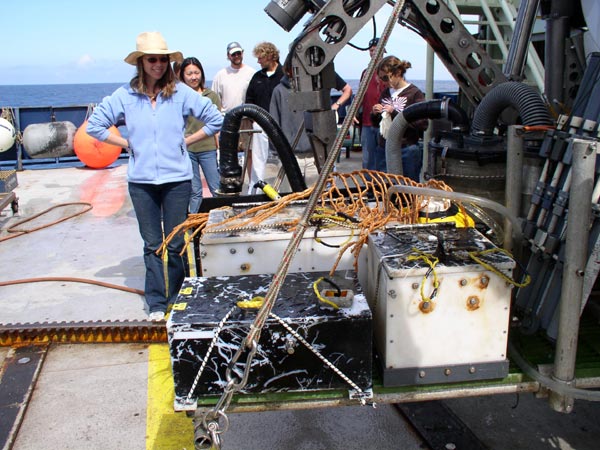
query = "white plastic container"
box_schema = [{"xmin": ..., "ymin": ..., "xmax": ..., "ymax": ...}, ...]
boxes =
[
  {"xmin": 365, "ymin": 223, "xmax": 515, "ymax": 386},
  {"xmin": 199, "ymin": 203, "xmax": 364, "ymax": 277}
]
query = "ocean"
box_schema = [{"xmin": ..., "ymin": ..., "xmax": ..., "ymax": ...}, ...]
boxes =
[{"xmin": 0, "ymin": 79, "xmax": 458, "ymax": 108}]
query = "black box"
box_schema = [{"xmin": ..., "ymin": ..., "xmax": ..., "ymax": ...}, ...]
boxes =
[{"xmin": 168, "ymin": 271, "xmax": 372, "ymax": 409}]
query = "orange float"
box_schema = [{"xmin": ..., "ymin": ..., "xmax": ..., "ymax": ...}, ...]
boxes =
[{"xmin": 74, "ymin": 121, "xmax": 123, "ymax": 169}]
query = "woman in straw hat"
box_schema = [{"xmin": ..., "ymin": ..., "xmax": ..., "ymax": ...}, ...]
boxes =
[{"xmin": 87, "ymin": 31, "xmax": 223, "ymax": 322}]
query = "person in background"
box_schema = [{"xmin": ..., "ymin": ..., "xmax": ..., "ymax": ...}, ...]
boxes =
[
  {"xmin": 269, "ymin": 56, "xmax": 317, "ymax": 186},
  {"xmin": 86, "ymin": 32, "xmax": 223, "ymax": 322},
  {"xmin": 179, "ymin": 57, "xmax": 221, "ymax": 213},
  {"xmin": 211, "ymin": 41, "xmax": 255, "ymax": 113},
  {"xmin": 245, "ymin": 41, "xmax": 284, "ymax": 194},
  {"xmin": 371, "ymin": 55, "xmax": 427, "ymax": 182},
  {"xmin": 331, "ymin": 73, "xmax": 353, "ymax": 116},
  {"xmin": 356, "ymin": 37, "xmax": 387, "ymax": 171},
  {"xmin": 172, "ymin": 61, "xmax": 182, "ymax": 80}
]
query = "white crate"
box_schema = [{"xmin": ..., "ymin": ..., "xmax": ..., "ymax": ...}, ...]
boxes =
[
  {"xmin": 366, "ymin": 223, "xmax": 515, "ymax": 386},
  {"xmin": 199, "ymin": 203, "xmax": 364, "ymax": 277}
]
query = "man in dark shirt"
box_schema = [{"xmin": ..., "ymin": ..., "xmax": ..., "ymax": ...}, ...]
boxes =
[{"xmin": 245, "ymin": 41, "xmax": 284, "ymax": 194}]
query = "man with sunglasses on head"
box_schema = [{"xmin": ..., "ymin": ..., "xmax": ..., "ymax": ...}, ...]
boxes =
[{"xmin": 211, "ymin": 41, "xmax": 255, "ymax": 113}]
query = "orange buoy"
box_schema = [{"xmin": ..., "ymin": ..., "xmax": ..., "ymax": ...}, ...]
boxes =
[{"xmin": 74, "ymin": 121, "xmax": 123, "ymax": 169}]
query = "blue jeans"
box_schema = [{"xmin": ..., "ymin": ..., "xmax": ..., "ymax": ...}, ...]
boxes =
[
  {"xmin": 128, "ymin": 180, "xmax": 191, "ymax": 313},
  {"xmin": 401, "ymin": 143, "xmax": 423, "ymax": 183},
  {"xmin": 188, "ymin": 150, "xmax": 220, "ymax": 213},
  {"xmin": 362, "ymin": 126, "xmax": 387, "ymax": 173}
]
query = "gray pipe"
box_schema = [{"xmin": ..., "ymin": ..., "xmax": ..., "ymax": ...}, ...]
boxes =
[{"xmin": 504, "ymin": 0, "xmax": 541, "ymax": 81}]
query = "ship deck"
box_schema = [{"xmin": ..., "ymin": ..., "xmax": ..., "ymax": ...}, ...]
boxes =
[{"xmin": 2, "ymin": 152, "xmax": 600, "ymax": 449}]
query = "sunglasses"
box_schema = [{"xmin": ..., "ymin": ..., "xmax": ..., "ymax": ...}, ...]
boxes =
[
  {"xmin": 230, "ymin": 51, "xmax": 242, "ymax": 57},
  {"xmin": 379, "ymin": 73, "xmax": 390, "ymax": 82},
  {"xmin": 146, "ymin": 56, "xmax": 170, "ymax": 63}
]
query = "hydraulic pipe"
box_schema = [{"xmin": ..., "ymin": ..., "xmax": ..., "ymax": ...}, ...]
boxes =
[
  {"xmin": 504, "ymin": 0, "xmax": 541, "ymax": 82},
  {"xmin": 471, "ymin": 82, "xmax": 554, "ymax": 136},
  {"xmin": 386, "ymin": 99, "xmax": 469, "ymax": 175},
  {"xmin": 218, "ymin": 104, "xmax": 307, "ymax": 195}
]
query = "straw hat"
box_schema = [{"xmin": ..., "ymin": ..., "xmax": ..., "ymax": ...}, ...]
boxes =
[{"xmin": 124, "ymin": 31, "xmax": 183, "ymax": 65}]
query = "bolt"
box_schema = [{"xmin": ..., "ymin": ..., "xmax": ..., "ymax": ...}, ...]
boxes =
[
  {"xmin": 285, "ymin": 339, "xmax": 296, "ymax": 355},
  {"xmin": 469, "ymin": 296, "xmax": 478, "ymax": 306},
  {"xmin": 388, "ymin": 290, "xmax": 397, "ymax": 299},
  {"xmin": 459, "ymin": 38, "xmax": 468, "ymax": 48},
  {"xmin": 247, "ymin": 247, "xmax": 254, "ymax": 254},
  {"xmin": 469, "ymin": 366, "xmax": 476, "ymax": 374},
  {"xmin": 229, "ymin": 248, "xmax": 236, "ymax": 254},
  {"xmin": 240, "ymin": 264, "xmax": 249, "ymax": 271},
  {"xmin": 481, "ymin": 276, "xmax": 489, "ymax": 286},
  {"xmin": 412, "ymin": 282, "xmax": 419, "ymax": 290},
  {"xmin": 200, "ymin": 251, "xmax": 207, "ymax": 258},
  {"xmin": 444, "ymin": 368, "xmax": 452, "ymax": 376},
  {"xmin": 460, "ymin": 279, "xmax": 467, "ymax": 286},
  {"xmin": 419, "ymin": 370, "xmax": 426, "ymax": 378}
]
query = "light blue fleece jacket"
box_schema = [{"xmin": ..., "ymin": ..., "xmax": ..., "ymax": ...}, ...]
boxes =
[{"xmin": 87, "ymin": 82, "xmax": 223, "ymax": 184}]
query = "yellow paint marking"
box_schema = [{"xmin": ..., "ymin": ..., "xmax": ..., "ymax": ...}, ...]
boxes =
[
  {"xmin": 146, "ymin": 344, "xmax": 193, "ymax": 449},
  {"xmin": 172, "ymin": 302, "xmax": 188, "ymax": 310}
]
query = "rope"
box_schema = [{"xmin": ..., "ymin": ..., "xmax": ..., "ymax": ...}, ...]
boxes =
[
  {"xmin": 0, "ymin": 277, "xmax": 143, "ymax": 295},
  {"xmin": 163, "ymin": 170, "xmax": 455, "ymax": 275},
  {"xmin": 468, "ymin": 248, "xmax": 532, "ymax": 287},
  {"xmin": 312, "ymin": 277, "xmax": 341, "ymax": 309},
  {"xmin": 407, "ymin": 248, "xmax": 440, "ymax": 303},
  {"xmin": 0, "ymin": 202, "xmax": 143, "ymax": 296},
  {"xmin": 1, "ymin": 202, "xmax": 93, "ymax": 242}
]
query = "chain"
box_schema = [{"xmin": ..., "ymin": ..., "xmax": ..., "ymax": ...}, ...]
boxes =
[
  {"xmin": 203, "ymin": 222, "xmax": 292, "ymax": 234},
  {"xmin": 185, "ymin": 306, "xmax": 236, "ymax": 405}
]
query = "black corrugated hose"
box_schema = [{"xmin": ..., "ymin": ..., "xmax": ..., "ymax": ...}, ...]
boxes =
[
  {"xmin": 471, "ymin": 81, "xmax": 554, "ymax": 136},
  {"xmin": 386, "ymin": 98, "xmax": 470, "ymax": 175},
  {"xmin": 218, "ymin": 104, "xmax": 307, "ymax": 194}
]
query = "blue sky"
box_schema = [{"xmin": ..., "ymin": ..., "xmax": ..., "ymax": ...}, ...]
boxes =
[{"xmin": 0, "ymin": 0, "xmax": 452, "ymax": 85}]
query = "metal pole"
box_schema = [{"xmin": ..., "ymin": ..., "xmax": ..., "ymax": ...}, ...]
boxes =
[
  {"xmin": 504, "ymin": 0, "xmax": 541, "ymax": 82},
  {"xmin": 549, "ymin": 138, "xmax": 596, "ymax": 412},
  {"xmin": 423, "ymin": 44, "xmax": 435, "ymax": 181},
  {"xmin": 505, "ymin": 125, "xmax": 524, "ymax": 252}
]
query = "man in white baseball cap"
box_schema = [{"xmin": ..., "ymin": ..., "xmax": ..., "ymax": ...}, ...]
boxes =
[{"xmin": 211, "ymin": 41, "xmax": 255, "ymax": 113}]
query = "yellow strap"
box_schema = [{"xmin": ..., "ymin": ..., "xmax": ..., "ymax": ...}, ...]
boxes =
[{"xmin": 237, "ymin": 296, "xmax": 266, "ymax": 309}]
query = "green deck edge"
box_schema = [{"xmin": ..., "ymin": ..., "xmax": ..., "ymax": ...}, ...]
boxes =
[{"xmin": 194, "ymin": 318, "xmax": 600, "ymax": 408}]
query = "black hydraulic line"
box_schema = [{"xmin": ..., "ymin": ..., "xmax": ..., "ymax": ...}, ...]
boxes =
[
  {"xmin": 218, "ymin": 104, "xmax": 307, "ymax": 195},
  {"xmin": 470, "ymin": 82, "xmax": 554, "ymax": 136},
  {"xmin": 404, "ymin": 98, "xmax": 470, "ymax": 131},
  {"xmin": 386, "ymin": 99, "xmax": 469, "ymax": 175}
]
